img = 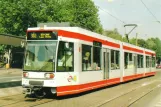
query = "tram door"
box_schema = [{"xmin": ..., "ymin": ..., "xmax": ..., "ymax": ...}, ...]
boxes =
[
  {"xmin": 103, "ymin": 49, "xmax": 110, "ymax": 79},
  {"xmin": 134, "ymin": 54, "xmax": 137, "ymax": 74},
  {"xmin": 149, "ymin": 57, "xmax": 152, "ymax": 72}
]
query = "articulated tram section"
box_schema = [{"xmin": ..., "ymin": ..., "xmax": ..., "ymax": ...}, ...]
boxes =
[{"xmin": 0, "ymin": 31, "xmax": 161, "ymax": 107}]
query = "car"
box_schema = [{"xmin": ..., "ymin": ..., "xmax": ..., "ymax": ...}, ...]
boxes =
[{"xmin": 156, "ymin": 64, "xmax": 161, "ymax": 69}]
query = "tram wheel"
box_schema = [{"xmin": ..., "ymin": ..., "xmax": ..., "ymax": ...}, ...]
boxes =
[{"xmin": 34, "ymin": 89, "xmax": 45, "ymax": 99}]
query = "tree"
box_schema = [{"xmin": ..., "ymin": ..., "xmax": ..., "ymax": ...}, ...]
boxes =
[
  {"xmin": 130, "ymin": 38, "xmax": 146, "ymax": 48},
  {"xmin": 145, "ymin": 38, "xmax": 161, "ymax": 59},
  {"xmin": 0, "ymin": 0, "xmax": 103, "ymax": 55},
  {"xmin": 103, "ymin": 28, "xmax": 122, "ymax": 41},
  {"xmin": 0, "ymin": 0, "xmax": 103, "ymax": 36},
  {"xmin": 0, "ymin": 45, "xmax": 6, "ymax": 54},
  {"xmin": 71, "ymin": 0, "xmax": 103, "ymax": 33}
]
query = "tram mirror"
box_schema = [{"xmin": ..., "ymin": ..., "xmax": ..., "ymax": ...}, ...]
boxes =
[{"xmin": 65, "ymin": 42, "xmax": 69, "ymax": 49}]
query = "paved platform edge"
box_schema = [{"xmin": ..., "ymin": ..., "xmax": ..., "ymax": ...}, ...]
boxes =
[{"xmin": 0, "ymin": 86, "xmax": 23, "ymax": 98}]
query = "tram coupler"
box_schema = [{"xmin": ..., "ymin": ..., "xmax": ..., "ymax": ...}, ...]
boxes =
[
  {"xmin": 24, "ymin": 86, "xmax": 45, "ymax": 98},
  {"xmin": 23, "ymin": 86, "xmax": 34, "ymax": 98},
  {"xmin": 26, "ymin": 88, "xmax": 32, "ymax": 95}
]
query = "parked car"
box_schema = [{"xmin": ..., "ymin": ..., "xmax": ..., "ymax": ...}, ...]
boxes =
[{"xmin": 156, "ymin": 64, "xmax": 161, "ymax": 69}]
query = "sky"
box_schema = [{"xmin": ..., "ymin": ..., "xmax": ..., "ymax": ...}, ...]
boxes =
[{"xmin": 93, "ymin": 0, "xmax": 161, "ymax": 40}]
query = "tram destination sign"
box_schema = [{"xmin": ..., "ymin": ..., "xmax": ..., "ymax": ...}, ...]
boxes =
[{"xmin": 27, "ymin": 31, "xmax": 57, "ymax": 40}]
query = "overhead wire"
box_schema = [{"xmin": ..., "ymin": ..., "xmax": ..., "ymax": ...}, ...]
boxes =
[
  {"xmin": 95, "ymin": 4, "xmax": 126, "ymax": 24},
  {"xmin": 140, "ymin": 0, "xmax": 161, "ymax": 24}
]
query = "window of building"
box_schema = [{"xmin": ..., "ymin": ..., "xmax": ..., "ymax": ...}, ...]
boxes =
[
  {"xmin": 57, "ymin": 41, "xmax": 74, "ymax": 72},
  {"xmin": 82, "ymin": 44, "xmax": 92, "ymax": 71},
  {"xmin": 111, "ymin": 50, "xmax": 120, "ymax": 70},
  {"xmin": 137, "ymin": 55, "xmax": 144, "ymax": 68}
]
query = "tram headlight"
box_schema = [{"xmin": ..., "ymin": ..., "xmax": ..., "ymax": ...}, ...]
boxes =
[
  {"xmin": 23, "ymin": 72, "xmax": 29, "ymax": 78},
  {"xmin": 44, "ymin": 73, "xmax": 54, "ymax": 79}
]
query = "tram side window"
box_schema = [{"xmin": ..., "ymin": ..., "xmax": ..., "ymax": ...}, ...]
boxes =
[
  {"xmin": 152, "ymin": 57, "xmax": 156, "ymax": 67},
  {"xmin": 124, "ymin": 52, "xmax": 128, "ymax": 69},
  {"xmin": 57, "ymin": 41, "xmax": 74, "ymax": 72},
  {"xmin": 124, "ymin": 52, "xmax": 133, "ymax": 69},
  {"xmin": 82, "ymin": 45, "xmax": 92, "ymax": 71},
  {"xmin": 93, "ymin": 46, "xmax": 101, "ymax": 70},
  {"xmin": 116, "ymin": 51, "xmax": 120, "ymax": 69},
  {"xmin": 146, "ymin": 56, "xmax": 150, "ymax": 68},
  {"xmin": 137, "ymin": 55, "xmax": 144, "ymax": 68},
  {"xmin": 111, "ymin": 50, "xmax": 120, "ymax": 70},
  {"xmin": 129, "ymin": 53, "xmax": 132, "ymax": 61}
]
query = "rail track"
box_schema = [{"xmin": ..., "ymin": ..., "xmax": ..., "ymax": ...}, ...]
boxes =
[
  {"xmin": 0, "ymin": 94, "xmax": 55, "ymax": 107},
  {"xmin": 93, "ymin": 79, "xmax": 161, "ymax": 107},
  {"xmin": 0, "ymin": 74, "xmax": 160, "ymax": 107}
]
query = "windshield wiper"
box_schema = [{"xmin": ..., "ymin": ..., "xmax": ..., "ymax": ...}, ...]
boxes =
[
  {"xmin": 38, "ymin": 59, "xmax": 55, "ymax": 72},
  {"xmin": 45, "ymin": 46, "xmax": 48, "ymax": 50}
]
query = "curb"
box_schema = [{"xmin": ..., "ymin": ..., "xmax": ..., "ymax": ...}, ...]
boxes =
[{"xmin": 0, "ymin": 81, "xmax": 21, "ymax": 88}]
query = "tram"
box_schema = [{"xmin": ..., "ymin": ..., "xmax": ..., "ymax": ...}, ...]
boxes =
[{"xmin": 22, "ymin": 26, "xmax": 156, "ymax": 97}]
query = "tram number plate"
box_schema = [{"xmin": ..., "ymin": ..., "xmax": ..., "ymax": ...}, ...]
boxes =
[{"xmin": 29, "ymin": 81, "xmax": 44, "ymax": 86}]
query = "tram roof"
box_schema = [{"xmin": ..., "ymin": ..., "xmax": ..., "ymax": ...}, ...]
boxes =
[
  {"xmin": 28, "ymin": 27, "xmax": 155, "ymax": 54},
  {"xmin": 0, "ymin": 34, "xmax": 25, "ymax": 46}
]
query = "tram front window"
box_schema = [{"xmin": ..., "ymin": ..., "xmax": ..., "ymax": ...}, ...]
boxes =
[{"xmin": 23, "ymin": 41, "xmax": 57, "ymax": 72}]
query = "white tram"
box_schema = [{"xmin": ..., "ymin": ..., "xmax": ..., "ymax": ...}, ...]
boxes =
[{"xmin": 22, "ymin": 27, "xmax": 156, "ymax": 97}]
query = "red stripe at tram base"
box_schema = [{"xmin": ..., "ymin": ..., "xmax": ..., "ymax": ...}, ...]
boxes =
[
  {"xmin": 123, "ymin": 74, "xmax": 144, "ymax": 82},
  {"xmin": 123, "ymin": 72, "xmax": 156, "ymax": 82},
  {"xmin": 57, "ymin": 78, "xmax": 120, "ymax": 96},
  {"xmin": 144, "ymin": 72, "xmax": 156, "ymax": 76},
  {"xmin": 56, "ymin": 72, "xmax": 156, "ymax": 96}
]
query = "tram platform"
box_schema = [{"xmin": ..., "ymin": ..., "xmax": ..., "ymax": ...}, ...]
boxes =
[
  {"xmin": 0, "ymin": 68, "xmax": 22, "ymax": 76},
  {"xmin": 0, "ymin": 68, "xmax": 22, "ymax": 98}
]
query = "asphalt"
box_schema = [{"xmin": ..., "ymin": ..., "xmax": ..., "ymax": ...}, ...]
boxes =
[{"xmin": 0, "ymin": 68, "xmax": 23, "ymax": 98}]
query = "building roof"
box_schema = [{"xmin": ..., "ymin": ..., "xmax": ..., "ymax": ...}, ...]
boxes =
[{"xmin": 0, "ymin": 34, "xmax": 25, "ymax": 46}]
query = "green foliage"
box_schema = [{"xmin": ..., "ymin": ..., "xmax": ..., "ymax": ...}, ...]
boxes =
[
  {"xmin": 0, "ymin": 45, "xmax": 12, "ymax": 54},
  {"xmin": 70, "ymin": 0, "xmax": 103, "ymax": 33},
  {"xmin": 0, "ymin": 45, "xmax": 5, "ymax": 53},
  {"xmin": 0, "ymin": 0, "xmax": 103, "ymax": 36},
  {"xmin": 103, "ymin": 29, "xmax": 161, "ymax": 60},
  {"xmin": 122, "ymin": 37, "xmax": 128, "ymax": 42},
  {"xmin": 0, "ymin": 0, "xmax": 103, "ymax": 54},
  {"xmin": 146, "ymin": 38, "xmax": 156, "ymax": 50},
  {"xmin": 130, "ymin": 37, "xmax": 161, "ymax": 59},
  {"xmin": 130, "ymin": 38, "xmax": 146, "ymax": 48},
  {"xmin": 103, "ymin": 28, "xmax": 122, "ymax": 41},
  {"xmin": 145, "ymin": 38, "xmax": 161, "ymax": 59},
  {"xmin": 137, "ymin": 39, "xmax": 146, "ymax": 48},
  {"xmin": 0, "ymin": 0, "xmax": 160, "ymax": 60}
]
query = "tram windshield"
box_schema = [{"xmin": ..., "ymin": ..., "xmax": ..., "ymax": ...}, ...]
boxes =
[{"xmin": 23, "ymin": 41, "xmax": 57, "ymax": 72}]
